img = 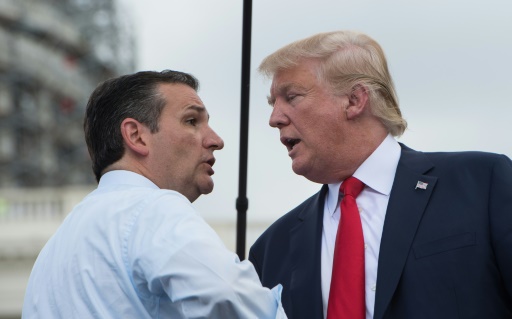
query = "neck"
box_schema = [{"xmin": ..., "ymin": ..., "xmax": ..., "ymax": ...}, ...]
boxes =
[{"xmin": 332, "ymin": 123, "xmax": 388, "ymax": 183}]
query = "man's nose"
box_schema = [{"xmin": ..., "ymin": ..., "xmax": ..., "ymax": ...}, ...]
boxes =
[
  {"xmin": 206, "ymin": 127, "xmax": 224, "ymax": 150},
  {"xmin": 269, "ymin": 102, "xmax": 289, "ymax": 128}
]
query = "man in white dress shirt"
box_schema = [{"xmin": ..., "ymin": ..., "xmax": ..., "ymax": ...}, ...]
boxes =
[{"xmin": 22, "ymin": 70, "xmax": 287, "ymax": 319}]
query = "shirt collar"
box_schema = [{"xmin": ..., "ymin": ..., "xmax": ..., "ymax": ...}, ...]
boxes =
[
  {"xmin": 98, "ymin": 170, "xmax": 160, "ymax": 190},
  {"xmin": 326, "ymin": 134, "xmax": 401, "ymax": 216}
]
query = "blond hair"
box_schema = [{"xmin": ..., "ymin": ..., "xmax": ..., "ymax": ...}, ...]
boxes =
[{"xmin": 259, "ymin": 30, "xmax": 407, "ymax": 136}]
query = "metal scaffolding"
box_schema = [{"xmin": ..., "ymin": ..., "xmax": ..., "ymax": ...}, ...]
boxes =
[{"xmin": 0, "ymin": 0, "xmax": 135, "ymax": 188}]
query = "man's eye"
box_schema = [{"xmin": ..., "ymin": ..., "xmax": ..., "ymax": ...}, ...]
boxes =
[
  {"xmin": 186, "ymin": 118, "xmax": 197, "ymax": 126},
  {"xmin": 286, "ymin": 94, "xmax": 298, "ymax": 102}
]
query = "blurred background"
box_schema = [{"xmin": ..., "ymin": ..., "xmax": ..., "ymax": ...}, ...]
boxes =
[
  {"xmin": 0, "ymin": 0, "xmax": 511, "ymax": 317},
  {"xmin": 0, "ymin": 1, "xmax": 135, "ymax": 317}
]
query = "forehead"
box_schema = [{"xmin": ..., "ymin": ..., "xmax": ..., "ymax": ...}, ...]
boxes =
[
  {"xmin": 270, "ymin": 59, "xmax": 322, "ymax": 94},
  {"xmin": 158, "ymin": 83, "xmax": 205, "ymax": 112}
]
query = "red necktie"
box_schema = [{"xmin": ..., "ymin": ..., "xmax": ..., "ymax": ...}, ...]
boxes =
[{"xmin": 327, "ymin": 176, "xmax": 365, "ymax": 319}]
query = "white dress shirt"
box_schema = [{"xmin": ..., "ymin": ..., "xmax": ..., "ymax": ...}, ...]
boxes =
[
  {"xmin": 23, "ymin": 170, "xmax": 287, "ymax": 319},
  {"xmin": 321, "ymin": 134, "xmax": 401, "ymax": 319}
]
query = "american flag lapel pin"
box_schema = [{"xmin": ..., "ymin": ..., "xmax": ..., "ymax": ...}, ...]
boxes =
[{"xmin": 415, "ymin": 181, "xmax": 428, "ymax": 190}]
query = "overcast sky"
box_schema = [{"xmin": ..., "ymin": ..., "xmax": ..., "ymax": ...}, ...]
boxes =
[{"xmin": 118, "ymin": 0, "xmax": 511, "ymax": 228}]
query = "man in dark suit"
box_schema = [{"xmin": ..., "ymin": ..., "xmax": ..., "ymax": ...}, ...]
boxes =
[{"xmin": 249, "ymin": 30, "xmax": 512, "ymax": 319}]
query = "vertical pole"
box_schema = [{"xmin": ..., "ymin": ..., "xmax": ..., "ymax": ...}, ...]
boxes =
[{"xmin": 236, "ymin": 0, "xmax": 252, "ymax": 260}]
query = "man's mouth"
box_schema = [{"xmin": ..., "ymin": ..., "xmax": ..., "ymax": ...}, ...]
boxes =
[
  {"xmin": 205, "ymin": 158, "xmax": 216, "ymax": 175},
  {"xmin": 206, "ymin": 158, "xmax": 215, "ymax": 166},
  {"xmin": 281, "ymin": 137, "xmax": 301, "ymax": 151}
]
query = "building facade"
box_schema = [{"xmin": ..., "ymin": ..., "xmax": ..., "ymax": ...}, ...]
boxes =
[{"xmin": 0, "ymin": 0, "xmax": 134, "ymax": 317}]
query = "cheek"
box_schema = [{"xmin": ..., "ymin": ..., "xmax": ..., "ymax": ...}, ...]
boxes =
[
  {"xmin": 303, "ymin": 116, "xmax": 339, "ymax": 141},
  {"xmin": 160, "ymin": 141, "xmax": 193, "ymax": 171},
  {"xmin": 170, "ymin": 135, "xmax": 197, "ymax": 155}
]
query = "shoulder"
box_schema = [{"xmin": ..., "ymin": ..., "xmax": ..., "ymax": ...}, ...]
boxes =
[
  {"xmin": 123, "ymin": 189, "xmax": 212, "ymax": 252},
  {"xmin": 127, "ymin": 189, "xmax": 224, "ymax": 266},
  {"xmin": 134, "ymin": 189, "xmax": 203, "ymax": 228},
  {"xmin": 400, "ymin": 144, "xmax": 511, "ymax": 172},
  {"xmin": 422, "ymin": 150, "xmax": 511, "ymax": 173},
  {"xmin": 251, "ymin": 186, "xmax": 326, "ymax": 247},
  {"xmin": 266, "ymin": 186, "xmax": 324, "ymax": 229},
  {"xmin": 148, "ymin": 189, "xmax": 195, "ymax": 210},
  {"xmin": 422, "ymin": 149, "xmax": 508, "ymax": 162}
]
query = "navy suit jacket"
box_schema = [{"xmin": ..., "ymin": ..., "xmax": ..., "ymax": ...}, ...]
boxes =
[{"xmin": 249, "ymin": 145, "xmax": 512, "ymax": 319}]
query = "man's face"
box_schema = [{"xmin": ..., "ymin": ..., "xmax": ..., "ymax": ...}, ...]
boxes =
[
  {"xmin": 149, "ymin": 83, "xmax": 224, "ymax": 202},
  {"xmin": 268, "ymin": 59, "xmax": 352, "ymax": 184}
]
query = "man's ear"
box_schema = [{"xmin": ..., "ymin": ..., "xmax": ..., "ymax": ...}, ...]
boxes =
[
  {"xmin": 120, "ymin": 118, "xmax": 150, "ymax": 156},
  {"xmin": 345, "ymin": 84, "xmax": 369, "ymax": 120}
]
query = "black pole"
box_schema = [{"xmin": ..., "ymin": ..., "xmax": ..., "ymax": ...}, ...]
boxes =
[{"xmin": 236, "ymin": 0, "xmax": 252, "ymax": 260}]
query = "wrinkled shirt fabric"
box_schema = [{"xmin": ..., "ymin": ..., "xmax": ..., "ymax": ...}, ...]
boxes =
[{"xmin": 23, "ymin": 170, "xmax": 286, "ymax": 319}]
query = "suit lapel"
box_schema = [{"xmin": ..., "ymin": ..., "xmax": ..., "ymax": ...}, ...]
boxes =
[
  {"xmin": 373, "ymin": 145, "xmax": 438, "ymax": 319},
  {"xmin": 289, "ymin": 185, "xmax": 327, "ymax": 319}
]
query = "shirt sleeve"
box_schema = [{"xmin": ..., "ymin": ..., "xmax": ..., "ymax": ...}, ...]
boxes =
[{"xmin": 126, "ymin": 191, "xmax": 288, "ymax": 319}]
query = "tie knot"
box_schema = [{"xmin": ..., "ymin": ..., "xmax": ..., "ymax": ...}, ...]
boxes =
[{"xmin": 340, "ymin": 176, "xmax": 364, "ymax": 198}]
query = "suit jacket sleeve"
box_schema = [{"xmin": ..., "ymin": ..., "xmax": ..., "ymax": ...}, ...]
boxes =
[{"xmin": 490, "ymin": 154, "xmax": 512, "ymax": 297}]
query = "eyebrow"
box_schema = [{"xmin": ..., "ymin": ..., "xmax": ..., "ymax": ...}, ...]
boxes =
[
  {"xmin": 267, "ymin": 95, "xmax": 275, "ymax": 107},
  {"xmin": 185, "ymin": 104, "xmax": 210, "ymax": 119},
  {"xmin": 267, "ymin": 83, "xmax": 301, "ymax": 107}
]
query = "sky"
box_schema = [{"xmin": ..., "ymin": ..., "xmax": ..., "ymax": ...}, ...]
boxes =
[{"xmin": 118, "ymin": 0, "xmax": 512, "ymax": 228}]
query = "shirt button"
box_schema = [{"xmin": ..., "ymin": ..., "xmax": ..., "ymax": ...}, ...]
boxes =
[
  {"xmin": 371, "ymin": 285, "xmax": 377, "ymax": 292},
  {"xmin": 358, "ymin": 207, "xmax": 363, "ymax": 213},
  {"xmin": 364, "ymin": 243, "xmax": 368, "ymax": 249}
]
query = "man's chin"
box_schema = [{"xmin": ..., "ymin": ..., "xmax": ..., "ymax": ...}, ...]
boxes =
[
  {"xmin": 199, "ymin": 180, "xmax": 215, "ymax": 196},
  {"xmin": 291, "ymin": 161, "xmax": 309, "ymax": 177}
]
